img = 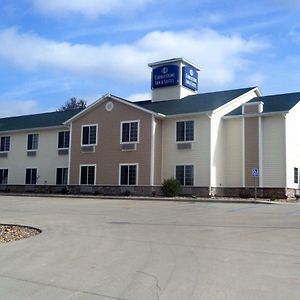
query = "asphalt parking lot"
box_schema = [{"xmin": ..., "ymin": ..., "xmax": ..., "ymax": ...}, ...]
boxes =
[{"xmin": 0, "ymin": 195, "xmax": 299, "ymax": 300}]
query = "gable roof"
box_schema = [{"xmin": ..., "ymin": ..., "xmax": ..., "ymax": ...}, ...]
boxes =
[
  {"xmin": 135, "ymin": 87, "xmax": 256, "ymax": 116},
  {"xmin": 0, "ymin": 108, "xmax": 83, "ymax": 133},
  {"xmin": 227, "ymin": 92, "xmax": 300, "ymax": 116},
  {"xmin": 64, "ymin": 93, "xmax": 164, "ymax": 124}
]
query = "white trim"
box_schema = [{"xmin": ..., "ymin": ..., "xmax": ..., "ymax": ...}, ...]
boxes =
[
  {"xmin": 212, "ymin": 87, "xmax": 261, "ymax": 114},
  {"xmin": 174, "ymin": 164, "xmax": 195, "ymax": 186},
  {"xmin": 150, "ymin": 116, "xmax": 155, "ymax": 186},
  {"xmin": 0, "ymin": 168, "xmax": 9, "ymax": 185},
  {"xmin": 55, "ymin": 167, "xmax": 69, "ymax": 185},
  {"xmin": 0, "ymin": 135, "xmax": 11, "ymax": 153},
  {"xmin": 223, "ymin": 111, "xmax": 288, "ymax": 119},
  {"xmin": 80, "ymin": 124, "xmax": 98, "ymax": 147},
  {"xmin": 64, "ymin": 94, "xmax": 163, "ymax": 125},
  {"xmin": 284, "ymin": 116, "xmax": 288, "ymax": 188},
  {"xmin": 165, "ymin": 111, "xmax": 212, "ymax": 119},
  {"xmin": 79, "ymin": 164, "xmax": 97, "ymax": 185},
  {"xmin": 258, "ymin": 116, "xmax": 263, "ymax": 187},
  {"xmin": 68, "ymin": 123, "xmax": 72, "ymax": 185},
  {"xmin": 119, "ymin": 163, "xmax": 139, "ymax": 186},
  {"xmin": 27, "ymin": 133, "xmax": 39, "ymax": 151},
  {"xmin": 0, "ymin": 125, "xmax": 69, "ymax": 135},
  {"xmin": 120, "ymin": 120, "xmax": 140, "ymax": 144},
  {"xmin": 25, "ymin": 167, "xmax": 38, "ymax": 185},
  {"xmin": 148, "ymin": 57, "xmax": 201, "ymax": 71},
  {"xmin": 242, "ymin": 117, "xmax": 245, "ymax": 187},
  {"xmin": 57, "ymin": 130, "xmax": 70, "ymax": 150},
  {"xmin": 175, "ymin": 119, "xmax": 195, "ymax": 143}
]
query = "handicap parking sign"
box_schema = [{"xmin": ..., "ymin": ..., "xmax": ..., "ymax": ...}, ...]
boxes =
[{"xmin": 252, "ymin": 168, "xmax": 259, "ymax": 177}]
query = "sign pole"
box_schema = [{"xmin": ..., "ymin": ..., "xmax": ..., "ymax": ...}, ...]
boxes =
[{"xmin": 254, "ymin": 176, "xmax": 257, "ymax": 200}]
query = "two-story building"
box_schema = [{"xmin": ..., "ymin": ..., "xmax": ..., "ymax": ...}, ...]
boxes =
[{"xmin": 1, "ymin": 57, "xmax": 300, "ymax": 198}]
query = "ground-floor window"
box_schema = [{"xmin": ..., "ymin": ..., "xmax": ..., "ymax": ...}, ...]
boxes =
[
  {"xmin": 25, "ymin": 168, "xmax": 37, "ymax": 185},
  {"xmin": 294, "ymin": 167, "xmax": 299, "ymax": 184},
  {"xmin": 120, "ymin": 164, "xmax": 138, "ymax": 185},
  {"xmin": 0, "ymin": 169, "xmax": 8, "ymax": 184},
  {"xmin": 176, "ymin": 165, "xmax": 194, "ymax": 186},
  {"xmin": 80, "ymin": 165, "xmax": 96, "ymax": 185},
  {"xmin": 56, "ymin": 168, "xmax": 68, "ymax": 185}
]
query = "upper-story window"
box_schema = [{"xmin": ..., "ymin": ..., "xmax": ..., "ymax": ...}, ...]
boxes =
[
  {"xmin": 176, "ymin": 120, "xmax": 194, "ymax": 142},
  {"xmin": 121, "ymin": 121, "xmax": 139, "ymax": 143},
  {"xmin": 0, "ymin": 136, "xmax": 10, "ymax": 152},
  {"xmin": 81, "ymin": 125, "xmax": 97, "ymax": 146},
  {"xmin": 58, "ymin": 131, "xmax": 70, "ymax": 149},
  {"xmin": 27, "ymin": 133, "xmax": 39, "ymax": 150}
]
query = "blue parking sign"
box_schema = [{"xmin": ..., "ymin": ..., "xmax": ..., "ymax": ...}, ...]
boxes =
[{"xmin": 252, "ymin": 168, "xmax": 259, "ymax": 177}]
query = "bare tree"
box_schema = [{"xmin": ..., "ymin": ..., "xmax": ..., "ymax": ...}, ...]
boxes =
[{"xmin": 58, "ymin": 97, "xmax": 87, "ymax": 111}]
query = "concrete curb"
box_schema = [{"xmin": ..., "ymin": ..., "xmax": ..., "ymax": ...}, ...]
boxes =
[{"xmin": 0, "ymin": 192, "xmax": 292, "ymax": 205}]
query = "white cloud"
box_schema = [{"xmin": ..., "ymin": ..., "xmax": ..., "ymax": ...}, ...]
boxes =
[
  {"xmin": 0, "ymin": 27, "xmax": 269, "ymax": 89},
  {"xmin": 127, "ymin": 92, "xmax": 151, "ymax": 102},
  {"xmin": 288, "ymin": 27, "xmax": 300, "ymax": 44},
  {"xmin": 32, "ymin": 0, "xmax": 153, "ymax": 18},
  {"xmin": 0, "ymin": 100, "xmax": 41, "ymax": 117}
]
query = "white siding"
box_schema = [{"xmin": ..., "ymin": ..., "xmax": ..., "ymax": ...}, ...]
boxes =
[
  {"xmin": 223, "ymin": 118, "xmax": 243, "ymax": 186},
  {"xmin": 161, "ymin": 115, "xmax": 211, "ymax": 186},
  {"xmin": 286, "ymin": 102, "xmax": 300, "ymax": 189},
  {"xmin": 262, "ymin": 116, "xmax": 286, "ymax": 187},
  {"xmin": 0, "ymin": 129, "xmax": 69, "ymax": 185}
]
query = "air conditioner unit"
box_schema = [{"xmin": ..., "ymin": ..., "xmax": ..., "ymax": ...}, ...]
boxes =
[
  {"xmin": 27, "ymin": 151, "xmax": 37, "ymax": 156},
  {"xmin": 177, "ymin": 143, "xmax": 192, "ymax": 150},
  {"xmin": 58, "ymin": 149, "xmax": 69, "ymax": 155},
  {"xmin": 81, "ymin": 146, "xmax": 95, "ymax": 153},
  {"xmin": 121, "ymin": 143, "xmax": 137, "ymax": 151}
]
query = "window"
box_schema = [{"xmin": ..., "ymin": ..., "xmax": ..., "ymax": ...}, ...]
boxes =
[
  {"xmin": 80, "ymin": 165, "xmax": 96, "ymax": 185},
  {"xmin": 25, "ymin": 168, "xmax": 37, "ymax": 184},
  {"xmin": 176, "ymin": 165, "xmax": 194, "ymax": 186},
  {"xmin": 121, "ymin": 121, "xmax": 139, "ymax": 143},
  {"xmin": 0, "ymin": 136, "xmax": 10, "ymax": 152},
  {"xmin": 294, "ymin": 168, "xmax": 299, "ymax": 184},
  {"xmin": 58, "ymin": 131, "xmax": 70, "ymax": 149},
  {"xmin": 56, "ymin": 168, "xmax": 68, "ymax": 185},
  {"xmin": 176, "ymin": 120, "xmax": 194, "ymax": 142},
  {"xmin": 0, "ymin": 169, "xmax": 8, "ymax": 184},
  {"xmin": 82, "ymin": 125, "xmax": 97, "ymax": 146},
  {"xmin": 27, "ymin": 134, "xmax": 39, "ymax": 150},
  {"xmin": 120, "ymin": 164, "xmax": 138, "ymax": 185}
]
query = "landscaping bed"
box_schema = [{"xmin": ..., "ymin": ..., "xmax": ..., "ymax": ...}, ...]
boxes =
[{"xmin": 0, "ymin": 224, "xmax": 41, "ymax": 243}]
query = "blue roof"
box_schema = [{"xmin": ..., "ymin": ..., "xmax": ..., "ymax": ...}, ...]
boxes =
[
  {"xmin": 135, "ymin": 87, "xmax": 255, "ymax": 115},
  {"xmin": 0, "ymin": 109, "xmax": 83, "ymax": 132},
  {"xmin": 227, "ymin": 92, "xmax": 300, "ymax": 116}
]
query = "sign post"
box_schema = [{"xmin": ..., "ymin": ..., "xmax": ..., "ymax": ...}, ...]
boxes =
[{"xmin": 252, "ymin": 168, "xmax": 259, "ymax": 199}]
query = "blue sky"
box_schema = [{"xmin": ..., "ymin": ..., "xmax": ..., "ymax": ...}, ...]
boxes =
[{"xmin": 0, "ymin": 0, "xmax": 300, "ymax": 117}]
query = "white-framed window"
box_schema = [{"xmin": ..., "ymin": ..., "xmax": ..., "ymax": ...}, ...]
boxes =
[
  {"xmin": 294, "ymin": 167, "xmax": 299, "ymax": 184},
  {"xmin": 0, "ymin": 136, "xmax": 10, "ymax": 152},
  {"xmin": 58, "ymin": 131, "xmax": 70, "ymax": 149},
  {"xmin": 176, "ymin": 120, "xmax": 194, "ymax": 142},
  {"xmin": 80, "ymin": 165, "xmax": 96, "ymax": 185},
  {"xmin": 56, "ymin": 168, "xmax": 68, "ymax": 185},
  {"xmin": 119, "ymin": 163, "xmax": 138, "ymax": 185},
  {"xmin": 27, "ymin": 133, "xmax": 39, "ymax": 150},
  {"xmin": 25, "ymin": 168, "xmax": 37, "ymax": 184},
  {"xmin": 0, "ymin": 169, "xmax": 8, "ymax": 184},
  {"xmin": 176, "ymin": 165, "xmax": 194, "ymax": 186},
  {"xmin": 81, "ymin": 124, "xmax": 98, "ymax": 146},
  {"xmin": 121, "ymin": 120, "xmax": 139, "ymax": 143}
]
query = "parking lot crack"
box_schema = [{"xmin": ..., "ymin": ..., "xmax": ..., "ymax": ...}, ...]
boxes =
[{"xmin": 137, "ymin": 271, "xmax": 162, "ymax": 300}]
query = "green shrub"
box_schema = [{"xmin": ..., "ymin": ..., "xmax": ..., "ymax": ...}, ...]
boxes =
[{"xmin": 161, "ymin": 177, "xmax": 181, "ymax": 197}]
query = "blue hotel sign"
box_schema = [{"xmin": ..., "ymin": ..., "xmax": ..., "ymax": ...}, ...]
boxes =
[
  {"xmin": 152, "ymin": 65, "xmax": 179, "ymax": 89},
  {"xmin": 182, "ymin": 66, "xmax": 198, "ymax": 91}
]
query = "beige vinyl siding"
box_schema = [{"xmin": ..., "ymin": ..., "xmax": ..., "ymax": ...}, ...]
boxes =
[
  {"xmin": 223, "ymin": 118, "xmax": 243, "ymax": 187},
  {"xmin": 262, "ymin": 116, "xmax": 286, "ymax": 187},
  {"xmin": 0, "ymin": 128, "xmax": 69, "ymax": 185},
  {"xmin": 161, "ymin": 115, "xmax": 210, "ymax": 186},
  {"xmin": 285, "ymin": 102, "xmax": 300, "ymax": 188},
  {"xmin": 69, "ymin": 98, "xmax": 152, "ymax": 185}
]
